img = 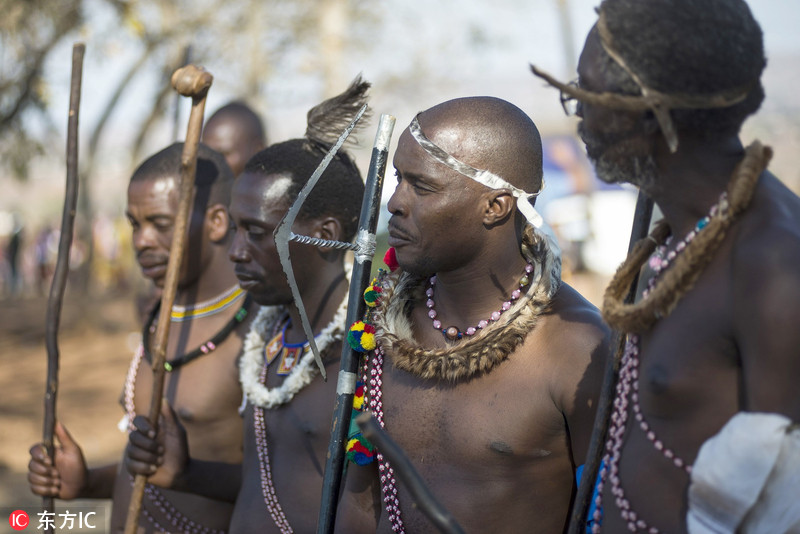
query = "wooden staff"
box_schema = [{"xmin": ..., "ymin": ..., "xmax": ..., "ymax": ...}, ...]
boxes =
[
  {"xmin": 357, "ymin": 413, "xmax": 465, "ymax": 534},
  {"xmin": 317, "ymin": 114, "xmax": 396, "ymax": 534},
  {"xmin": 124, "ymin": 64, "xmax": 213, "ymax": 534},
  {"xmin": 567, "ymin": 190, "xmax": 654, "ymax": 534},
  {"xmin": 42, "ymin": 42, "xmax": 85, "ymax": 530}
]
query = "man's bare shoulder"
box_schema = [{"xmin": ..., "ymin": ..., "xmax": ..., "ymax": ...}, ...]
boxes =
[
  {"xmin": 526, "ymin": 282, "xmax": 610, "ymax": 367},
  {"xmin": 543, "ymin": 282, "xmax": 609, "ymax": 338},
  {"xmin": 733, "ymin": 172, "xmax": 800, "ymax": 283},
  {"xmin": 728, "ymin": 172, "xmax": 800, "ymax": 418}
]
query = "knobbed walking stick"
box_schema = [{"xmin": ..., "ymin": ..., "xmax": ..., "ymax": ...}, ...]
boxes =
[
  {"xmin": 567, "ymin": 190, "xmax": 654, "ymax": 534},
  {"xmin": 42, "ymin": 42, "xmax": 85, "ymax": 530},
  {"xmin": 124, "ymin": 64, "xmax": 213, "ymax": 534}
]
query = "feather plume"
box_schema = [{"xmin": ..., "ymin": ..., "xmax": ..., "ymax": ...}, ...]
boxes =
[{"xmin": 305, "ymin": 74, "xmax": 372, "ymax": 149}]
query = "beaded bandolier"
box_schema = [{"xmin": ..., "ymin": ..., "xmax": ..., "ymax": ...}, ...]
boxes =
[
  {"xmin": 594, "ymin": 142, "xmax": 771, "ymax": 533},
  {"xmin": 237, "ymin": 292, "xmax": 348, "ymax": 533}
]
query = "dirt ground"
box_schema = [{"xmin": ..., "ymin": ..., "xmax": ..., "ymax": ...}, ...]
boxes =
[
  {"xmin": 0, "ymin": 271, "xmax": 609, "ymax": 524},
  {"xmin": 0, "ymin": 290, "xmax": 140, "ymax": 512}
]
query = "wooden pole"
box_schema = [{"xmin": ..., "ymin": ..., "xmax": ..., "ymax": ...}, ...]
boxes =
[
  {"xmin": 123, "ymin": 64, "xmax": 213, "ymax": 534},
  {"xmin": 42, "ymin": 42, "xmax": 85, "ymax": 530},
  {"xmin": 567, "ymin": 190, "xmax": 654, "ymax": 533}
]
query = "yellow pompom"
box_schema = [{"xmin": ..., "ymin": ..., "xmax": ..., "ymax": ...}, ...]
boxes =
[{"xmin": 360, "ymin": 332, "xmax": 376, "ymax": 351}]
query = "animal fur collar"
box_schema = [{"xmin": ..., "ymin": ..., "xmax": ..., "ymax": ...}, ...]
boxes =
[{"xmin": 373, "ymin": 226, "xmax": 560, "ymax": 382}]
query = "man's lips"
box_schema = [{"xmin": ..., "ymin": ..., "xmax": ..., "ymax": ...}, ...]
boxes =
[
  {"xmin": 234, "ymin": 270, "xmax": 261, "ymax": 289},
  {"xmin": 137, "ymin": 256, "xmax": 168, "ymax": 278},
  {"xmin": 387, "ymin": 223, "xmax": 413, "ymax": 247}
]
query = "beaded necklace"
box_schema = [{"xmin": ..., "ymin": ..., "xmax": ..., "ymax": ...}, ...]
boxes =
[
  {"xmin": 240, "ymin": 294, "xmax": 348, "ymax": 409},
  {"xmin": 594, "ymin": 202, "xmax": 722, "ymax": 533},
  {"xmin": 239, "ymin": 294, "xmax": 347, "ymax": 533},
  {"xmin": 252, "ymin": 317, "xmax": 294, "ymax": 533},
  {"xmin": 120, "ymin": 292, "xmax": 251, "ymax": 533},
  {"xmin": 426, "ymin": 262, "xmax": 534, "ymax": 340},
  {"xmin": 364, "ymin": 344, "xmax": 406, "ymax": 533},
  {"xmin": 602, "ymin": 142, "xmax": 770, "ymax": 332},
  {"xmin": 144, "ymin": 294, "xmax": 252, "ymax": 372},
  {"xmin": 355, "ymin": 226, "xmax": 559, "ymax": 383},
  {"xmin": 264, "ymin": 321, "xmax": 312, "ymax": 375},
  {"xmin": 170, "ymin": 285, "xmax": 244, "ymax": 322},
  {"xmin": 595, "ymin": 143, "xmax": 769, "ymax": 533}
]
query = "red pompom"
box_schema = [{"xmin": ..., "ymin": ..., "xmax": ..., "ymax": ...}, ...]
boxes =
[{"xmin": 383, "ymin": 247, "xmax": 399, "ymax": 271}]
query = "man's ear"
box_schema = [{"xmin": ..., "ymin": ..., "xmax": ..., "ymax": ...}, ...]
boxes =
[
  {"xmin": 205, "ymin": 204, "xmax": 231, "ymax": 243},
  {"xmin": 483, "ymin": 190, "xmax": 515, "ymax": 227},
  {"xmin": 313, "ymin": 216, "xmax": 344, "ymax": 246}
]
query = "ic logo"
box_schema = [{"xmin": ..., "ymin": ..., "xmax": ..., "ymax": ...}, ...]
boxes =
[{"xmin": 9, "ymin": 510, "xmax": 29, "ymax": 530}]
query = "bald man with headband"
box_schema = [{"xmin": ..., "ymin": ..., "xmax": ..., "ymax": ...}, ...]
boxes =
[{"xmin": 335, "ymin": 96, "xmax": 609, "ymax": 533}]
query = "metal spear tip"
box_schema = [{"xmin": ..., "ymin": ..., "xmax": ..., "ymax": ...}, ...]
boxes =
[{"xmin": 171, "ymin": 64, "xmax": 213, "ymax": 98}]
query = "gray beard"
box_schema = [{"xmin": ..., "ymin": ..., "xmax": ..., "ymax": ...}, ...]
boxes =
[
  {"xmin": 592, "ymin": 152, "xmax": 658, "ymax": 192},
  {"xmin": 579, "ymin": 121, "xmax": 659, "ymax": 192}
]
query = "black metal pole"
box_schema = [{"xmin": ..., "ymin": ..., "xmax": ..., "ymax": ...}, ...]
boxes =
[
  {"xmin": 317, "ymin": 114, "xmax": 395, "ymax": 533},
  {"xmin": 567, "ymin": 189, "xmax": 653, "ymax": 533}
]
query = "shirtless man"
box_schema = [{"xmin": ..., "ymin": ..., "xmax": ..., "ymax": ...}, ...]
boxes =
[
  {"xmin": 125, "ymin": 79, "xmax": 371, "ymax": 533},
  {"xmin": 203, "ymin": 101, "xmax": 267, "ymax": 177},
  {"xmin": 134, "ymin": 102, "xmax": 265, "ymax": 321},
  {"xmin": 28, "ymin": 143, "xmax": 255, "ymax": 533},
  {"xmin": 531, "ymin": 0, "xmax": 800, "ymax": 531},
  {"xmin": 336, "ymin": 96, "xmax": 609, "ymax": 533}
]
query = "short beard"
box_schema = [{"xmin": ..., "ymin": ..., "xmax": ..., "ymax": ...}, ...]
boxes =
[
  {"xmin": 578, "ymin": 121, "xmax": 659, "ymax": 192},
  {"xmin": 397, "ymin": 253, "xmax": 435, "ymax": 279}
]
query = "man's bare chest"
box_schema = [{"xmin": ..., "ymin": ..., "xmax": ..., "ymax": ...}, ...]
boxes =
[{"xmin": 379, "ymin": 363, "xmax": 566, "ymax": 466}]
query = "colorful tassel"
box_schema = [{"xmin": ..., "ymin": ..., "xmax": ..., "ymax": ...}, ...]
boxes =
[{"xmin": 346, "ymin": 435, "xmax": 375, "ymax": 465}]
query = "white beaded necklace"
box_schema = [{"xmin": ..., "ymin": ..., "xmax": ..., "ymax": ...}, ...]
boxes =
[
  {"xmin": 243, "ymin": 294, "xmax": 347, "ymax": 533},
  {"xmin": 239, "ymin": 293, "xmax": 348, "ymax": 409}
]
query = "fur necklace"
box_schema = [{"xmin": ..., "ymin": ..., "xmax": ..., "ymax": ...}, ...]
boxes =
[
  {"xmin": 373, "ymin": 226, "xmax": 560, "ymax": 382},
  {"xmin": 602, "ymin": 141, "xmax": 771, "ymax": 332},
  {"xmin": 240, "ymin": 295, "xmax": 348, "ymax": 409}
]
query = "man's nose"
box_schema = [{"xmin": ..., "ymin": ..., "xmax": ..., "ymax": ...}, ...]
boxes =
[{"xmin": 228, "ymin": 230, "xmax": 250, "ymax": 263}]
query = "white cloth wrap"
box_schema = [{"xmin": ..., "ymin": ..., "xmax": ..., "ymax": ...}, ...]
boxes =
[{"xmin": 687, "ymin": 411, "xmax": 800, "ymax": 534}]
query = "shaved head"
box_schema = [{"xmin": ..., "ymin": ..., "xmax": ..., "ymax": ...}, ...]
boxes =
[
  {"xmin": 203, "ymin": 102, "xmax": 266, "ymax": 177},
  {"xmin": 416, "ymin": 96, "xmax": 544, "ymax": 195}
]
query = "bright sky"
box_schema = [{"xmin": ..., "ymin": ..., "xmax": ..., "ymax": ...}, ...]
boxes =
[{"xmin": 11, "ymin": 0, "xmax": 800, "ymax": 223}]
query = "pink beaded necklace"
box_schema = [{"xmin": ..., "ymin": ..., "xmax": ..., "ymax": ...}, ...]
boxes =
[
  {"xmin": 426, "ymin": 262, "xmax": 534, "ymax": 340},
  {"xmin": 252, "ymin": 317, "xmax": 295, "ymax": 533},
  {"xmin": 363, "ymin": 344, "xmax": 406, "ymax": 533},
  {"xmin": 594, "ymin": 194, "xmax": 726, "ymax": 534}
]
